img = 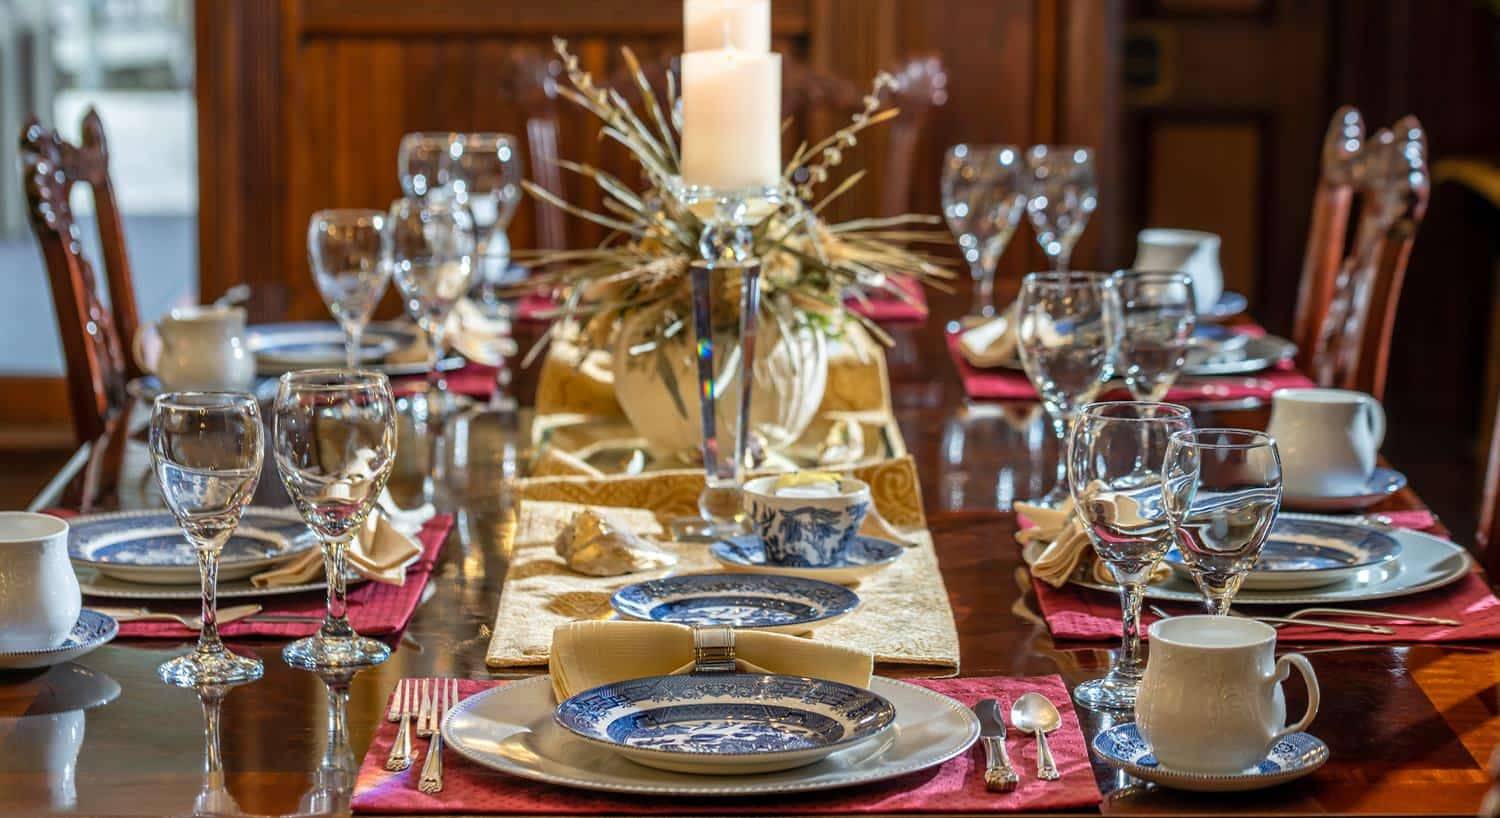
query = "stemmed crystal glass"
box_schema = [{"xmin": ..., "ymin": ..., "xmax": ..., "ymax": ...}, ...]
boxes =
[
  {"xmin": 1113, "ymin": 270, "xmax": 1198, "ymax": 401},
  {"xmin": 941, "ymin": 144, "xmax": 1026, "ymax": 324},
  {"xmin": 1068, "ymin": 401, "xmax": 1194, "ymax": 711},
  {"xmin": 398, "ymin": 132, "xmax": 460, "ymax": 200},
  {"xmin": 309, "ymin": 209, "xmax": 392, "ymax": 370},
  {"xmin": 274, "ymin": 370, "xmax": 398, "ymax": 669},
  {"xmin": 148, "ymin": 392, "xmax": 264, "ymax": 686},
  {"xmin": 1163, "ymin": 429, "xmax": 1284, "ymax": 615},
  {"xmin": 1016, "ymin": 271, "xmax": 1122, "ymax": 507},
  {"xmin": 1025, "ymin": 145, "xmax": 1098, "ymax": 271},
  {"xmin": 386, "ymin": 196, "xmax": 477, "ymax": 410},
  {"xmin": 451, "ymin": 132, "xmax": 525, "ymax": 310}
]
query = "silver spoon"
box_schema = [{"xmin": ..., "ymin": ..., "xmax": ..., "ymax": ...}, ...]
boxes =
[{"xmin": 1010, "ymin": 692, "xmax": 1061, "ymax": 781}]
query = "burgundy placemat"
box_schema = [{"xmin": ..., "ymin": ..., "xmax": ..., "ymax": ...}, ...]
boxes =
[
  {"xmin": 89, "ymin": 514, "xmax": 452, "ymax": 640},
  {"xmin": 394, "ymin": 365, "xmax": 499, "ymax": 399},
  {"xmin": 517, "ymin": 280, "xmax": 928, "ymax": 326},
  {"xmin": 350, "ymin": 675, "xmax": 1100, "ymax": 815},
  {"xmin": 1024, "ymin": 512, "xmax": 1500, "ymax": 643},
  {"xmin": 946, "ymin": 327, "xmax": 1316, "ymax": 402}
]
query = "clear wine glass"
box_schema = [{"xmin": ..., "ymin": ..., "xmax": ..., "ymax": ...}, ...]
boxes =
[
  {"xmin": 1068, "ymin": 401, "xmax": 1194, "ymax": 711},
  {"xmin": 452, "ymin": 132, "xmax": 525, "ymax": 310},
  {"xmin": 398, "ymin": 131, "xmax": 459, "ymax": 200},
  {"xmin": 1025, "ymin": 145, "xmax": 1098, "ymax": 271},
  {"xmin": 1113, "ymin": 269, "xmax": 1198, "ymax": 401},
  {"xmin": 274, "ymin": 369, "xmax": 398, "ymax": 670},
  {"xmin": 385, "ymin": 196, "xmax": 476, "ymax": 412},
  {"xmin": 1016, "ymin": 271, "xmax": 1122, "ymax": 507},
  {"xmin": 1163, "ymin": 429, "xmax": 1284, "ymax": 615},
  {"xmin": 309, "ymin": 209, "xmax": 392, "ymax": 370},
  {"xmin": 941, "ymin": 144, "xmax": 1026, "ymax": 324},
  {"xmin": 148, "ymin": 392, "xmax": 265, "ymax": 686}
]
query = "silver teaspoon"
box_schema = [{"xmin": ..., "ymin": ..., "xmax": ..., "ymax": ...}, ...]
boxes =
[{"xmin": 1011, "ymin": 692, "xmax": 1062, "ymax": 781}]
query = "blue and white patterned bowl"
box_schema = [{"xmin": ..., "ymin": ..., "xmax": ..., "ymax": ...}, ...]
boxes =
[
  {"xmin": 742, "ymin": 476, "xmax": 872, "ymax": 567},
  {"xmin": 554, "ymin": 673, "xmax": 897, "ymax": 774},
  {"xmin": 1164, "ymin": 516, "xmax": 1402, "ymax": 591},
  {"xmin": 0, "ymin": 610, "xmax": 118, "ymax": 672},
  {"xmin": 68, "ymin": 508, "xmax": 318, "ymax": 585},
  {"xmin": 610, "ymin": 573, "xmax": 860, "ymax": 634},
  {"xmin": 1092, "ymin": 722, "xmax": 1327, "ymax": 792},
  {"xmin": 710, "ymin": 534, "xmax": 903, "ymax": 585}
]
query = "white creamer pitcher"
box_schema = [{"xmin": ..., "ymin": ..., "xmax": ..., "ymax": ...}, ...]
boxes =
[
  {"xmin": 1267, "ymin": 387, "xmax": 1385, "ymax": 497},
  {"xmin": 132, "ymin": 305, "xmax": 256, "ymax": 392},
  {"xmin": 1133, "ymin": 229, "xmax": 1223, "ymax": 315},
  {"xmin": 0, "ymin": 513, "xmax": 81, "ymax": 652}
]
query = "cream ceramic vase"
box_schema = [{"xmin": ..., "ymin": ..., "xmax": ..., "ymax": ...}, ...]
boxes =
[{"xmin": 612, "ymin": 301, "xmax": 828, "ymax": 459}]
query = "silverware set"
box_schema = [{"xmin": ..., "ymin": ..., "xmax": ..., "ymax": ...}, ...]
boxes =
[
  {"xmin": 972, "ymin": 692, "xmax": 1062, "ymax": 790},
  {"xmin": 385, "ymin": 678, "xmax": 461, "ymax": 793},
  {"xmin": 93, "ymin": 605, "xmax": 328, "ymax": 630},
  {"xmin": 1149, "ymin": 605, "xmax": 1458, "ymax": 635}
]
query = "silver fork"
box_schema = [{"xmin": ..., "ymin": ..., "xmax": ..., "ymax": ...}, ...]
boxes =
[
  {"xmin": 385, "ymin": 680, "xmax": 416, "ymax": 771},
  {"xmin": 419, "ymin": 678, "xmax": 459, "ymax": 794},
  {"xmin": 416, "ymin": 678, "xmax": 437, "ymax": 738},
  {"xmin": 1148, "ymin": 605, "xmax": 1393, "ymax": 635}
]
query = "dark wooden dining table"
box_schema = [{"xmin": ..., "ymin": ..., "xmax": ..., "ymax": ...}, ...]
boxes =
[{"xmin": 7, "ymin": 289, "xmax": 1497, "ymax": 817}]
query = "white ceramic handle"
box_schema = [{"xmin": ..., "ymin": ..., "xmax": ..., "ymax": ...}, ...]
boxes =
[
  {"xmin": 1363, "ymin": 397, "xmax": 1386, "ymax": 450},
  {"xmin": 1271, "ymin": 653, "xmax": 1320, "ymax": 742},
  {"xmin": 131, "ymin": 322, "xmax": 158, "ymax": 375}
]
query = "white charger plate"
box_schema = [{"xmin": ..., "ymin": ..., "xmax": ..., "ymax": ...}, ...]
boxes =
[
  {"xmin": 68, "ymin": 508, "xmax": 318, "ymax": 584},
  {"xmin": 1036, "ymin": 512, "xmax": 1473, "ymax": 606},
  {"xmin": 77, "ymin": 566, "xmax": 366, "ymax": 601},
  {"xmin": 442, "ymin": 675, "xmax": 979, "ymax": 796}
]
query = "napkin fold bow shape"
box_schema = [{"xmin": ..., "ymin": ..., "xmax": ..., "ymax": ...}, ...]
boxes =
[
  {"xmin": 1017, "ymin": 494, "xmax": 1171, "ymax": 588},
  {"xmin": 251, "ymin": 510, "xmax": 423, "ymax": 588}
]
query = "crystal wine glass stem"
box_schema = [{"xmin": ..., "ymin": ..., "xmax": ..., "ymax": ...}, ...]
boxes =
[
  {"xmin": 425, "ymin": 325, "xmax": 448, "ymax": 398},
  {"xmin": 1114, "ymin": 579, "xmax": 1148, "ymax": 680},
  {"xmin": 320, "ymin": 537, "xmax": 356, "ymax": 639},
  {"xmin": 195, "ymin": 548, "xmax": 224, "ymax": 656},
  {"xmin": 970, "ymin": 259, "xmax": 995, "ymax": 318},
  {"xmin": 345, "ymin": 324, "xmax": 363, "ymax": 371},
  {"xmin": 1052, "ymin": 245, "xmax": 1072, "ymax": 273}
]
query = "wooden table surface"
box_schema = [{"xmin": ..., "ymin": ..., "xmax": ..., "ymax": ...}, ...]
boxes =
[{"xmin": 7, "ymin": 314, "xmax": 1497, "ymax": 817}]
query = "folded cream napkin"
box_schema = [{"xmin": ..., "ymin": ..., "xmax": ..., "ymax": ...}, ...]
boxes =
[
  {"xmin": 252, "ymin": 511, "xmax": 423, "ymax": 588},
  {"xmin": 548, "ymin": 621, "xmax": 874, "ymax": 701},
  {"xmin": 1015, "ymin": 497, "xmax": 1170, "ymax": 588},
  {"xmin": 957, "ymin": 302, "xmax": 1019, "ymax": 367}
]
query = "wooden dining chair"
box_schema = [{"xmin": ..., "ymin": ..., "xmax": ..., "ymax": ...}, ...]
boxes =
[
  {"xmin": 876, "ymin": 54, "xmax": 947, "ymax": 216},
  {"xmin": 19, "ymin": 109, "xmax": 142, "ymax": 445},
  {"xmin": 1295, "ymin": 110, "xmax": 1430, "ymax": 402},
  {"xmin": 499, "ymin": 47, "xmax": 568, "ymax": 251}
]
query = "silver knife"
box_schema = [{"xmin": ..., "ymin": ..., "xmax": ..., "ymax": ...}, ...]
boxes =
[{"xmin": 974, "ymin": 698, "xmax": 1019, "ymax": 791}]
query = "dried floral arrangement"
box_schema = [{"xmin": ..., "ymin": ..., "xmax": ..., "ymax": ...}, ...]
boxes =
[{"xmin": 518, "ymin": 37, "xmax": 953, "ymax": 368}]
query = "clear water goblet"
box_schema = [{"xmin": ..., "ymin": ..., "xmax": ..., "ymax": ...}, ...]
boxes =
[
  {"xmin": 148, "ymin": 392, "xmax": 265, "ymax": 686},
  {"xmin": 385, "ymin": 196, "xmax": 476, "ymax": 413},
  {"xmin": 1068, "ymin": 400, "xmax": 1194, "ymax": 711},
  {"xmin": 1016, "ymin": 271, "xmax": 1122, "ymax": 507},
  {"xmin": 274, "ymin": 369, "xmax": 398, "ymax": 670},
  {"xmin": 1113, "ymin": 269, "xmax": 1198, "ymax": 401},
  {"xmin": 1163, "ymin": 428, "xmax": 1284, "ymax": 615},
  {"xmin": 1025, "ymin": 145, "xmax": 1098, "ymax": 272},
  {"xmin": 309, "ymin": 209, "xmax": 392, "ymax": 370},
  {"xmin": 398, "ymin": 131, "xmax": 459, "ymax": 200},
  {"xmin": 451, "ymin": 132, "xmax": 525, "ymax": 308},
  {"xmin": 941, "ymin": 144, "xmax": 1026, "ymax": 324}
]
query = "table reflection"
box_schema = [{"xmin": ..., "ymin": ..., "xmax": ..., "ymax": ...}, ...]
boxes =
[
  {"xmin": 0, "ymin": 664, "xmax": 120, "ymax": 811},
  {"xmin": 190, "ymin": 682, "xmax": 244, "ymax": 817},
  {"xmin": 294, "ymin": 669, "xmax": 360, "ymax": 817},
  {"xmin": 939, "ymin": 402, "xmax": 1053, "ymax": 511}
]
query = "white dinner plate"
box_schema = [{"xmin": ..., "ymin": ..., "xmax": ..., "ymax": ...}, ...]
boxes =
[
  {"xmin": 76, "ymin": 565, "xmax": 366, "ymax": 601},
  {"xmin": 247, "ymin": 322, "xmax": 465, "ymax": 377},
  {"xmin": 68, "ymin": 508, "xmax": 318, "ymax": 584},
  {"xmin": 1035, "ymin": 513, "xmax": 1473, "ymax": 606},
  {"xmin": 442, "ymin": 675, "xmax": 979, "ymax": 796}
]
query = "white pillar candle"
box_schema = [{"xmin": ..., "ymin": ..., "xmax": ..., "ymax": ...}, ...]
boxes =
[
  {"xmin": 684, "ymin": 0, "xmax": 771, "ymax": 53},
  {"xmin": 680, "ymin": 49, "xmax": 782, "ymax": 190}
]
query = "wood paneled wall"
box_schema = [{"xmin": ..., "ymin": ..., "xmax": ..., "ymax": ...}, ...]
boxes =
[{"xmin": 195, "ymin": 0, "xmax": 1122, "ymax": 319}]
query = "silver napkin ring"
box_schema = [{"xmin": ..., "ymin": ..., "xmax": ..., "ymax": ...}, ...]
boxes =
[{"xmin": 691, "ymin": 625, "xmax": 736, "ymax": 674}]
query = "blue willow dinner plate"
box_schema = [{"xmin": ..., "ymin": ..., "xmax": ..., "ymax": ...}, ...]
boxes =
[
  {"xmin": 68, "ymin": 508, "xmax": 318, "ymax": 585},
  {"xmin": 1092, "ymin": 723, "xmax": 1327, "ymax": 792},
  {"xmin": 554, "ymin": 673, "xmax": 897, "ymax": 775},
  {"xmin": 610, "ymin": 573, "xmax": 860, "ymax": 634},
  {"xmin": 0, "ymin": 610, "xmax": 119, "ymax": 672},
  {"xmin": 710, "ymin": 535, "xmax": 903, "ymax": 585},
  {"xmin": 1164, "ymin": 516, "xmax": 1401, "ymax": 591}
]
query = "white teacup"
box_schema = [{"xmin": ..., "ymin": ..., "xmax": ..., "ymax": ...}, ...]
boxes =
[
  {"xmin": 132, "ymin": 305, "xmax": 257, "ymax": 392},
  {"xmin": 1267, "ymin": 387, "xmax": 1385, "ymax": 497},
  {"xmin": 1133, "ymin": 229, "xmax": 1223, "ymax": 314},
  {"xmin": 1136, "ymin": 615, "xmax": 1320, "ymax": 774},
  {"xmin": 0, "ymin": 513, "xmax": 81, "ymax": 652}
]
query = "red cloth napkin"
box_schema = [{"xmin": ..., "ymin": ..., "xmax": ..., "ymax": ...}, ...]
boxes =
[
  {"xmin": 516, "ymin": 280, "xmax": 928, "ymax": 326},
  {"xmin": 91, "ymin": 515, "xmax": 452, "ymax": 640},
  {"xmin": 393, "ymin": 365, "xmax": 499, "ymax": 400},
  {"xmin": 1025, "ymin": 512, "xmax": 1500, "ymax": 643},
  {"xmin": 946, "ymin": 327, "xmax": 1316, "ymax": 402},
  {"xmin": 350, "ymin": 675, "xmax": 1100, "ymax": 815}
]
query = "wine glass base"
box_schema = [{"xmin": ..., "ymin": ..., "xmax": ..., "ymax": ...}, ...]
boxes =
[
  {"xmin": 1072, "ymin": 676, "xmax": 1140, "ymax": 712},
  {"xmin": 157, "ymin": 648, "xmax": 264, "ymax": 688},
  {"xmin": 668, "ymin": 516, "xmax": 747, "ymax": 542},
  {"xmin": 282, "ymin": 635, "xmax": 390, "ymax": 671}
]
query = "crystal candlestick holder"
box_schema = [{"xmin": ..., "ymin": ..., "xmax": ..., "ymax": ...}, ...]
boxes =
[{"xmin": 666, "ymin": 178, "xmax": 786, "ymax": 539}]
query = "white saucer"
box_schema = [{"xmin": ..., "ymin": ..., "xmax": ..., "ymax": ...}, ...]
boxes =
[
  {"xmin": 0, "ymin": 610, "xmax": 118, "ymax": 671},
  {"xmin": 1282, "ymin": 467, "xmax": 1407, "ymax": 512},
  {"xmin": 709, "ymin": 535, "xmax": 904, "ymax": 585},
  {"xmin": 1092, "ymin": 723, "xmax": 1327, "ymax": 792}
]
